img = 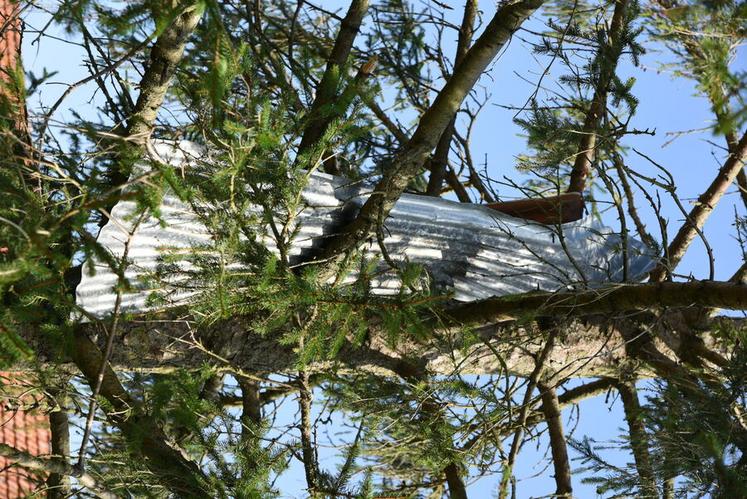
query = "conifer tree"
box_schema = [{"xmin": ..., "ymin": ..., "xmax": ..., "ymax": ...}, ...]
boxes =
[{"xmin": 0, "ymin": 0, "xmax": 746, "ymax": 497}]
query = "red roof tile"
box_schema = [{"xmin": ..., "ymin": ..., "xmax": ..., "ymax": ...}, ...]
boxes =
[{"xmin": 0, "ymin": 373, "xmax": 51, "ymax": 498}]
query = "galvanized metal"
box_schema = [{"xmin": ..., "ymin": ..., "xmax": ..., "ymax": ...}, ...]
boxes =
[{"xmin": 76, "ymin": 141, "xmax": 656, "ymax": 318}]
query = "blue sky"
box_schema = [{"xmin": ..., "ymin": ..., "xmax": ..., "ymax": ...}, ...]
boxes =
[{"xmin": 20, "ymin": 1, "xmax": 746, "ymax": 497}]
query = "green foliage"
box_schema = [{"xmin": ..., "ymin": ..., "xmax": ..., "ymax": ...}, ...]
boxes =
[
  {"xmin": 6, "ymin": 0, "xmax": 746, "ymax": 497},
  {"xmin": 647, "ymin": 0, "xmax": 747, "ymax": 135},
  {"xmin": 517, "ymin": 0, "xmax": 644, "ymax": 197}
]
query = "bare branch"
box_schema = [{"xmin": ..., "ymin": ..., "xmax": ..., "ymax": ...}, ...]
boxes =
[
  {"xmin": 499, "ymin": 330, "xmax": 558, "ymax": 499},
  {"xmin": 537, "ymin": 380, "xmax": 573, "ymax": 497},
  {"xmin": 426, "ymin": 0, "xmax": 477, "ymax": 196},
  {"xmin": 650, "ymin": 130, "xmax": 747, "ymax": 281}
]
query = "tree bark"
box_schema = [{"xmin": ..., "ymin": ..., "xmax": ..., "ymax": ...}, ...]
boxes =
[
  {"xmin": 444, "ymin": 280, "xmax": 747, "ymax": 327},
  {"xmin": 46, "ymin": 397, "xmax": 71, "ymax": 498},
  {"xmin": 13, "ymin": 304, "xmax": 738, "ymax": 382},
  {"xmin": 537, "ymin": 381, "xmax": 573, "ymax": 497},
  {"xmin": 444, "ymin": 462, "xmax": 469, "ymax": 499},
  {"xmin": 0, "ymin": 0, "xmax": 27, "ymax": 133},
  {"xmin": 107, "ymin": 2, "xmax": 203, "ymax": 190},
  {"xmin": 298, "ymin": 370, "xmax": 320, "ymax": 496}
]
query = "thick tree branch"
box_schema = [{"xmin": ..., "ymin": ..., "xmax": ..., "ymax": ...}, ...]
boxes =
[
  {"xmin": 239, "ymin": 379, "xmax": 262, "ymax": 430},
  {"xmin": 16, "ymin": 306, "xmax": 731, "ymax": 381},
  {"xmin": 297, "ymin": 0, "xmax": 369, "ymax": 172},
  {"xmin": 537, "ymin": 380, "xmax": 573, "ymax": 497},
  {"xmin": 107, "ymin": 2, "xmax": 203, "ymax": 189},
  {"xmin": 444, "ymin": 462, "xmax": 469, "ymax": 499},
  {"xmin": 312, "ymin": 0, "xmax": 544, "ymax": 271},
  {"xmin": 567, "ymin": 0, "xmax": 629, "ymax": 193},
  {"xmin": 0, "ymin": 0, "xmax": 27, "ymax": 136},
  {"xmin": 46, "ymin": 389, "xmax": 71, "ymax": 499},
  {"xmin": 126, "ymin": 3, "xmax": 202, "ymax": 141},
  {"xmin": 425, "ymin": 0, "xmax": 476, "ymax": 196},
  {"xmin": 364, "ymin": 98, "xmax": 472, "ymax": 201},
  {"xmin": 70, "ymin": 329, "xmax": 212, "ymax": 497},
  {"xmin": 649, "ymin": 131, "xmax": 747, "ymax": 281},
  {"xmin": 443, "ymin": 281, "xmax": 747, "ymax": 327},
  {"xmin": 298, "ymin": 370, "xmax": 320, "ymax": 496}
]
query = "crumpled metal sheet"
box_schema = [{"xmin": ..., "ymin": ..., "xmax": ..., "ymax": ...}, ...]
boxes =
[{"xmin": 76, "ymin": 141, "xmax": 656, "ymax": 318}]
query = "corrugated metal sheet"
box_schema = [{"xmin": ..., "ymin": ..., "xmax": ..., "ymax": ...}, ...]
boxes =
[{"xmin": 76, "ymin": 141, "xmax": 656, "ymax": 318}]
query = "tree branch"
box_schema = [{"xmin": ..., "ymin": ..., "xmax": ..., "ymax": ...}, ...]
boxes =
[
  {"xmin": 298, "ymin": 370, "xmax": 320, "ymax": 496},
  {"xmin": 616, "ymin": 381, "xmax": 657, "ymax": 497},
  {"xmin": 567, "ymin": 0, "xmax": 629, "ymax": 193},
  {"xmin": 425, "ymin": 0, "xmax": 477, "ymax": 196},
  {"xmin": 537, "ymin": 380, "xmax": 573, "ymax": 497},
  {"xmin": 297, "ymin": 0, "xmax": 370, "ymax": 173},
  {"xmin": 364, "ymin": 98, "xmax": 472, "ymax": 201},
  {"xmin": 46, "ymin": 388, "xmax": 71, "ymax": 499},
  {"xmin": 649, "ymin": 130, "xmax": 747, "ymax": 281},
  {"xmin": 443, "ymin": 281, "xmax": 747, "ymax": 327},
  {"xmin": 312, "ymin": 0, "xmax": 544, "ymax": 271},
  {"xmin": 71, "ymin": 328, "xmax": 212, "ymax": 497},
  {"xmin": 107, "ymin": 1, "xmax": 203, "ymax": 189},
  {"xmin": 499, "ymin": 330, "xmax": 558, "ymax": 499}
]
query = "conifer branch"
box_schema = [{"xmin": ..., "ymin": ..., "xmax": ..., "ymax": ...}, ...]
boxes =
[
  {"xmin": 71, "ymin": 329, "xmax": 212, "ymax": 497},
  {"xmin": 647, "ymin": 0, "xmax": 747, "ymax": 280},
  {"xmin": 386, "ymin": 361, "xmax": 469, "ymax": 499},
  {"xmin": 567, "ymin": 0, "xmax": 630, "ymax": 193},
  {"xmin": 443, "ymin": 280, "xmax": 747, "ymax": 327},
  {"xmin": 459, "ymin": 378, "xmax": 615, "ymax": 455},
  {"xmin": 312, "ymin": 0, "xmax": 545, "ymax": 272},
  {"xmin": 297, "ymin": 0, "xmax": 370, "ymax": 173},
  {"xmin": 537, "ymin": 380, "xmax": 573, "ymax": 497},
  {"xmin": 616, "ymin": 381, "xmax": 657, "ymax": 497}
]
